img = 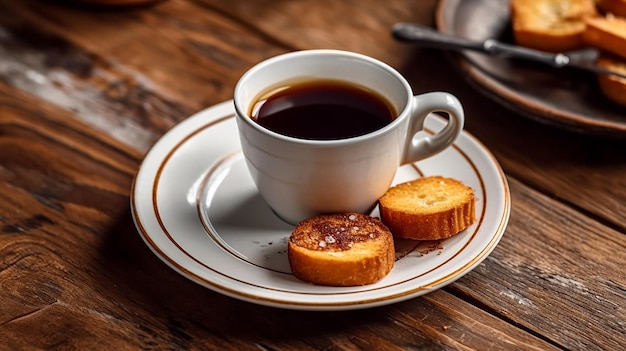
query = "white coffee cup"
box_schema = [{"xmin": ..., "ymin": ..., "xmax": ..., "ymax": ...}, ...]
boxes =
[{"xmin": 234, "ymin": 49, "xmax": 464, "ymax": 225}]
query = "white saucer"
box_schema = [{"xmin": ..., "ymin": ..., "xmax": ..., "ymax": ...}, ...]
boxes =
[{"xmin": 131, "ymin": 100, "xmax": 510, "ymax": 311}]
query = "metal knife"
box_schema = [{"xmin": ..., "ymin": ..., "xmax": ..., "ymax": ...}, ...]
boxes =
[{"xmin": 392, "ymin": 23, "xmax": 626, "ymax": 80}]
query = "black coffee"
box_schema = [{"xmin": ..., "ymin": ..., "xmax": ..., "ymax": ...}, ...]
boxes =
[{"xmin": 249, "ymin": 79, "xmax": 396, "ymax": 140}]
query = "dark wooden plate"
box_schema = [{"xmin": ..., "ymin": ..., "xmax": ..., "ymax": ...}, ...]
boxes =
[{"xmin": 436, "ymin": 0, "xmax": 626, "ymax": 137}]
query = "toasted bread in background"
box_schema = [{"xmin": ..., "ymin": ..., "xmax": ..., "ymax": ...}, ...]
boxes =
[
  {"xmin": 510, "ymin": 0, "xmax": 598, "ymax": 52},
  {"xmin": 379, "ymin": 176, "xmax": 475, "ymax": 241},
  {"xmin": 287, "ymin": 213, "xmax": 394, "ymax": 286},
  {"xmin": 596, "ymin": 53, "xmax": 626, "ymax": 107},
  {"xmin": 586, "ymin": 13, "xmax": 626, "ymax": 107},
  {"xmin": 597, "ymin": 0, "xmax": 626, "ymax": 16},
  {"xmin": 584, "ymin": 15, "xmax": 626, "ymax": 60}
]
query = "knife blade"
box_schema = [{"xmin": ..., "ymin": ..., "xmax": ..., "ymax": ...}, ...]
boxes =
[{"xmin": 392, "ymin": 23, "xmax": 626, "ymax": 80}]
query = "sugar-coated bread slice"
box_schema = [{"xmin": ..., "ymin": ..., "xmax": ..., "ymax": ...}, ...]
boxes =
[
  {"xmin": 584, "ymin": 15, "xmax": 626, "ymax": 60},
  {"xmin": 596, "ymin": 53, "xmax": 626, "ymax": 107},
  {"xmin": 597, "ymin": 0, "xmax": 626, "ymax": 17},
  {"xmin": 288, "ymin": 213, "xmax": 395, "ymax": 286},
  {"xmin": 511, "ymin": 0, "xmax": 598, "ymax": 52},
  {"xmin": 379, "ymin": 176, "xmax": 476, "ymax": 241}
]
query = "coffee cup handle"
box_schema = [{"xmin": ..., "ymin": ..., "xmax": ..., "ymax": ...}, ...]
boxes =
[{"xmin": 402, "ymin": 92, "xmax": 464, "ymax": 165}]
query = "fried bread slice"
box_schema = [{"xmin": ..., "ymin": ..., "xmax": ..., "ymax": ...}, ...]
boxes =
[
  {"xmin": 511, "ymin": 0, "xmax": 598, "ymax": 52},
  {"xmin": 288, "ymin": 213, "xmax": 395, "ymax": 286},
  {"xmin": 379, "ymin": 176, "xmax": 476, "ymax": 241}
]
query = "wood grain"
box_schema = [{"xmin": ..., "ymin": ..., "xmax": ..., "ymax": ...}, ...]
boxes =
[
  {"xmin": 0, "ymin": 83, "xmax": 558, "ymax": 349},
  {"xmin": 1, "ymin": 0, "xmax": 625, "ymax": 350},
  {"xmin": 451, "ymin": 177, "xmax": 626, "ymax": 351}
]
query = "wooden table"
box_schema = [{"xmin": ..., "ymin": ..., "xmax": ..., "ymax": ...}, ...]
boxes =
[{"xmin": 1, "ymin": 1, "xmax": 624, "ymax": 350}]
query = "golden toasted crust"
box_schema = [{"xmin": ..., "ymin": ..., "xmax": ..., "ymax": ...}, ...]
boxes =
[
  {"xmin": 597, "ymin": 0, "xmax": 626, "ymax": 17},
  {"xmin": 288, "ymin": 213, "xmax": 394, "ymax": 286},
  {"xmin": 511, "ymin": 0, "xmax": 598, "ymax": 52},
  {"xmin": 583, "ymin": 15, "xmax": 626, "ymax": 60},
  {"xmin": 378, "ymin": 176, "xmax": 476, "ymax": 241},
  {"xmin": 596, "ymin": 53, "xmax": 626, "ymax": 107}
]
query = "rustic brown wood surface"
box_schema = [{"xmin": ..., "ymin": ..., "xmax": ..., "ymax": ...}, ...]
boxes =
[{"xmin": 1, "ymin": 0, "xmax": 625, "ymax": 350}]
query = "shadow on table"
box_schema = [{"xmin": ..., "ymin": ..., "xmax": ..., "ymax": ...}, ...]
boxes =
[{"xmin": 95, "ymin": 206, "xmax": 408, "ymax": 348}]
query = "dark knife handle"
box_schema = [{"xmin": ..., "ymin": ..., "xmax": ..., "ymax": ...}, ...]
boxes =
[{"xmin": 392, "ymin": 23, "xmax": 565, "ymax": 67}]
